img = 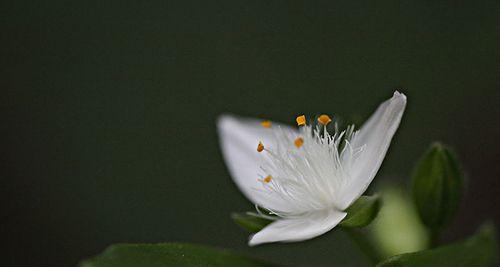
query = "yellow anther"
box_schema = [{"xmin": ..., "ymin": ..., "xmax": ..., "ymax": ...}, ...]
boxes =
[
  {"xmin": 257, "ymin": 141, "xmax": 265, "ymax": 152},
  {"xmin": 264, "ymin": 175, "xmax": 272, "ymax": 183},
  {"xmin": 318, "ymin": 114, "xmax": 332, "ymax": 125},
  {"xmin": 296, "ymin": 115, "xmax": 306, "ymax": 126},
  {"xmin": 294, "ymin": 137, "xmax": 304, "ymax": 148},
  {"xmin": 261, "ymin": 120, "xmax": 272, "ymax": 128}
]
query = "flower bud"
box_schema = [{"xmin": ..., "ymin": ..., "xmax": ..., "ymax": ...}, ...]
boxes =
[{"xmin": 411, "ymin": 143, "xmax": 464, "ymax": 231}]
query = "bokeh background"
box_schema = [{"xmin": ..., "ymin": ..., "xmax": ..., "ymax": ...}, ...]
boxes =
[{"xmin": 2, "ymin": 1, "xmax": 499, "ymax": 266}]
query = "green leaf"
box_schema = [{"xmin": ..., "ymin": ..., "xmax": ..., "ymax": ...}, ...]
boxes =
[
  {"xmin": 340, "ymin": 195, "xmax": 381, "ymax": 228},
  {"xmin": 411, "ymin": 143, "xmax": 464, "ymax": 233},
  {"xmin": 231, "ymin": 212, "xmax": 273, "ymax": 233},
  {"xmin": 376, "ymin": 223, "xmax": 498, "ymax": 267},
  {"xmin": 80, "ymin": 243, "xmax": 283, "ymax": 267}
]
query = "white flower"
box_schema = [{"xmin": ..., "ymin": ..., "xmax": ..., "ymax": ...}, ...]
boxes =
[{"xmin": 217, "ymin": 91, "xmax": 407, "ymax": 246}]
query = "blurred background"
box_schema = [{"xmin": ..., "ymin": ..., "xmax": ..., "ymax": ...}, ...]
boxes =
[{"xmin": 2, "ymin": 1, "xmax": 499, "ymax": 266}]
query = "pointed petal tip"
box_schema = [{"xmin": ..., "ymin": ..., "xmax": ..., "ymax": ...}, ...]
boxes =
[
  {"xmin": 390, "ymin": 91, "xmax": 407, "ymax": 111},
  {"xmin": 248, "ymin": 230, "xmax": 274, "ymax": 247},
  {"xmin": 247, "ymin": 229, "xmax": 273, "ymax": 247},
  {"xmin": 247, "ymin": 236, "xmax": 259, "ymax": 247},
  {"xmin": 392, "ymin": 90, "xmax": 407, "ymax": 102}
]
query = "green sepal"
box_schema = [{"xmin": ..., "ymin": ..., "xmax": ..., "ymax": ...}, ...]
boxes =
[
  {"xmin": 231, "ymin": 212, "xmax": 273, "ymax": 233},
  {"xmin": 340, "ymin": 195, "xmax": 381, "ymax": 228}
]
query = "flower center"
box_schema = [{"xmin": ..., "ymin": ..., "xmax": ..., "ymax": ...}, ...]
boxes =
[{"xmin": 255, "ymin": 115, "xmax": 363, "ymax": 217}]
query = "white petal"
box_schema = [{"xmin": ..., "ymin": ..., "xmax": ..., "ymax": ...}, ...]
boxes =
[
  {"xmin": 217, "ymin": 114, "xmax": 297, "ymax": 212},
  {"xmin": 248, "ymin": 209, "xmax": 347, "ymax": 246},
  {"xmin": 338, "ymin": 91, "xmax": 407, "ymax": 210}
]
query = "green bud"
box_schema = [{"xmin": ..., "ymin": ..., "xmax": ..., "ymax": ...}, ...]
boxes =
[{"xmin": 411, "ymin": 142, "xmax": 464, "ymax": 232}]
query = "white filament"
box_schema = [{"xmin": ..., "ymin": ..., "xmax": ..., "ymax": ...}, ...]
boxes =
[{"xmin": 255, "ymin": 122, "xmax": 365, "ymax": 218}]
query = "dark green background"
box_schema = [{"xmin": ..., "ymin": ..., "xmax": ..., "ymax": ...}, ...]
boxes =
[{"xmin": 2, "ymin": 1, "xmax": 499, "ymax": 266}]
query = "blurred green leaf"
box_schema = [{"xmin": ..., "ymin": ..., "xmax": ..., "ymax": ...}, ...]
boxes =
[
  {"xmin": 340, "ymin": 195, "xmax": 381, "ymax": 228},
  {"xmin": 80, "ymin": 243, "xmax": 283, "ymax": 267},
  {"xmin": 411, "ymin": 143, "xmax": 463, "ymax": 232},
  {"xmin": 231, "ymin": 212, "xmax": 273, "ymax": 233},
  {"xmin": 376, "ymin": 223, "xmax": 498, "ymax": 267}
]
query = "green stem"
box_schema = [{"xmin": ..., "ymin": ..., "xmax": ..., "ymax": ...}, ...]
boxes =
[{"xmin": 343, "ymin": 228, "xmax": 381, "ymax": 265}]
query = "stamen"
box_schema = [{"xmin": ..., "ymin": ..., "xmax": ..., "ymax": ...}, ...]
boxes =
[
  {"xmin": 257, "ymin": 141, "xmax": 265, "ymax": 152},
  {"xmin": 294, "ymin": 137, "xmax": 304, "ymax": 148},
  {"xmin": 254, "ymin": 115, "xmax": 362, "ymax": 216},
  {"xmin": 261, "ymin": 120, "xmax": 272, "ymax": 128},
  {"xmin": 296, "ymin": 115, "xmax": 306, "ymax": 126},
  {"xmin": 318, "ymin": 114, "xmax": 332, "ymax": 125}
]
